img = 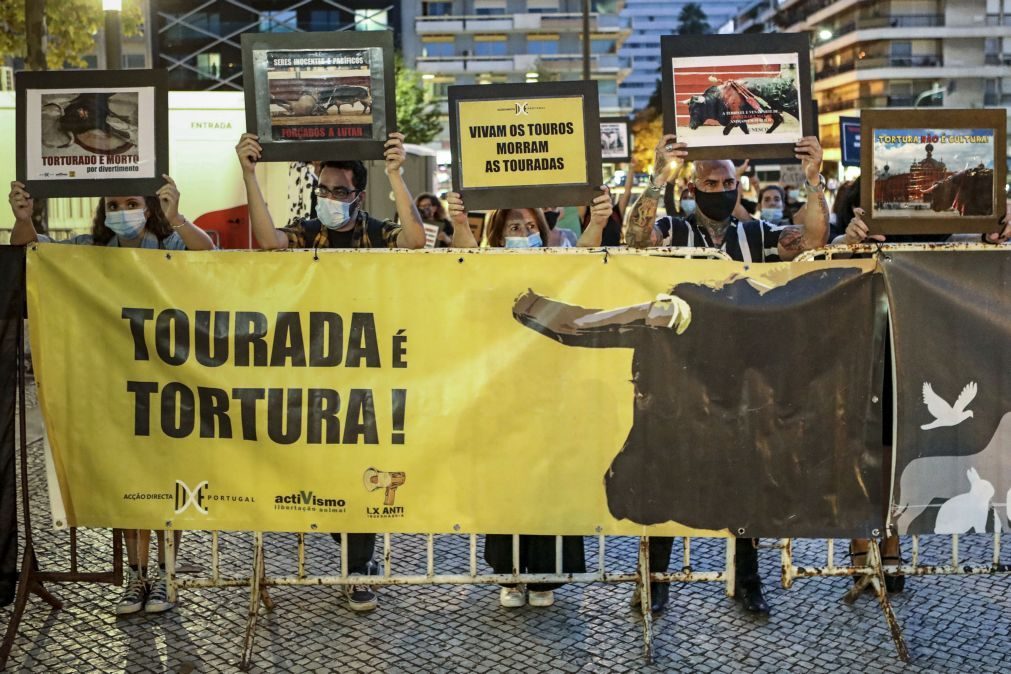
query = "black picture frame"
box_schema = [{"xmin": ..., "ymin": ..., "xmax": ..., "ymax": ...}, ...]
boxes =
[
  {"xmin": 661, "ymin": 32, "xmax": 813, "ymax": 161},
  {"xmin": 448, "ymin": 81, "xmax": 603, "ymax": 211},
  {"xmin": 861, "ymin": 108, "xmax": 1007, "ymax": 235},
  {"xmin": 241, "ymin": 30, "xmax": 396, "ymax": 162},
  {"xmin": 600, "ymin": 116, "xmax": 633, "ymax": 163},
  {"xmin": 16, "ymin": 69, "xmax": 169, "ymax": 198}
]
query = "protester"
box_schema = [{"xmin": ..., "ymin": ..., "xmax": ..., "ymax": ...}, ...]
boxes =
[
  {"xmin": 236, "ymin": 132, "xmax": 424, "ymax": 613},
  {"xmin": 416, "ymin": 192, "xmax": 454, "ymax": 248},
  {"xmin": 624, "ymin": 132, "xmax": 830, "ymax": 615},
  {"xmin": 578, "ymin": 166, "xmax": 635, "ymax": 246},
  {"xmin": 236, "ymin": 131, "xmax": 425, "ymax": 251},
  {"xmin": 8, "ymin": 177, "xmax": 214, "ymax": 616},
  {"xmin": 443, "ymin": 188, "xmax": 612, "ymax": 607},
  {"xmin": 756, "ymin": 185, "xmax": 791, "ymax": 225},
  {"xmin": 543, "ymin": 207, "xmax": 578, "ymax": 247}
]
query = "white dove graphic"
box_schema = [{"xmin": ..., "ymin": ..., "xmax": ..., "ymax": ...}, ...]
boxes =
[{"xmin": 921, "ymin": 382, "xmax": 977, "ymax": 430}]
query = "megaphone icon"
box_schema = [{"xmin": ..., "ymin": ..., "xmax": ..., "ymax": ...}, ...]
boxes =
[{"xmin": 363, "ymin": 467, "xmax": 406, "ymax": 506}]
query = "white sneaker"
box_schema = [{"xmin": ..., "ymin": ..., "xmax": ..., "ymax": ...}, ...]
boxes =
[
  {"xmin": 499, "ymin": 585, "xmax": 526, "ymax": 608},
  {"xmin": 144, "ymin": 569, "xmax": 174, "ymax": 614},
  {"xmin": 114, "ymin": 569, "xmax": 147, "ymax": 616},
  {"xmin": 528, "ymin": 590, "xmax": 554, "ymax": 607}
]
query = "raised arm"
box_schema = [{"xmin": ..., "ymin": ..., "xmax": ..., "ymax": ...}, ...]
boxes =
[
  {"xmin": 8, "ymin": 181, "xmax": 38, "ymax": 245},
  {"xmin": 384, "ymin": 133, "xmax": 426, "ymax": 249},
  {"xmin": 157, "ymin": 175, "xmax": 215, "ymax": 250},
  {"xmin": 236, "ymin": 133, "xmax": 288, "ymax": 250},
  {"xmin": 576, "ymin": 186, "xmax": 611, "ymax": 247},
  {"xmin": 777, "ymin": 137, "xmax": 829, "ymax": 261},
  {"xmin": 626, "ymin": 134, "xmax": 686, "ymax": 249},
  {"xmin": 446, "ymin": 192, "xmax": 478, "ymax": 247},
  {"xmin": 617, "ymin": 165, "xmax": 635, "ymax": 218}
]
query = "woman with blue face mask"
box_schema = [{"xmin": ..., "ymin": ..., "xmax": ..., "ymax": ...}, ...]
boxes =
[{"xmin": 8, "ymin": 177, "xmax": 214, "ymax": 617}]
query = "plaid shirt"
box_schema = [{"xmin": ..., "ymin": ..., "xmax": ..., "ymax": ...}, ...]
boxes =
[{"xmin": 280, "ymin": 209, "xmax": 401, "ymax": 249}]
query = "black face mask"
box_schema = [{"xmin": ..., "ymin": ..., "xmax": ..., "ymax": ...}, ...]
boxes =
[
  {"xmin": 695, "ymin": 188, "xmax": 738, "ymax": 222},
  {"xmin": 544, "ymin": 211, "xmax": 559, "ymax": 230}
]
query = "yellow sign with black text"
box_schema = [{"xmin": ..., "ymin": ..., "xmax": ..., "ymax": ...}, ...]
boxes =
[
  {"xmin": 27, "ymin": 245, "xmax": 876, "ymax": 536},
  {"xmin": 456, "ymin": 96, "xmax": 588, "ymax": 188}
]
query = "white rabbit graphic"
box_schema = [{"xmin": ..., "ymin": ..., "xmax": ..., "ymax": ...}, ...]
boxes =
[{"xmin": 934, "ymin": 468, "xmax": 995, "ymax": 534}]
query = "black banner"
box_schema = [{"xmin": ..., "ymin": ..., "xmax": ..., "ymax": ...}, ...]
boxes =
[
  {"xmin": 885, "ymin": 251, "xmax": 1011, "ymax": 535},
  {"xmin": 515, "ymin": 266, "xmax": 888, "ymax": 538},
  {"xmin": 0, "ymin": 246, "xmax": 24, "ymax": 606}
]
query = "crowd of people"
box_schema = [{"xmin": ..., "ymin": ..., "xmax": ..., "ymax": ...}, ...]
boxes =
[{"xmin": 7, "ymin": 125, "xmax": 1009, "ymax": 620}]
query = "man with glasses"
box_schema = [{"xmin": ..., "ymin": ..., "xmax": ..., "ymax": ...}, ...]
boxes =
[
  {"xmin": 236, "ymin": 131, "xmax": 426, "ymax": 250},
  {"xmin": 624, "ymin": 133, "xmax": 830, "ymax": 617},
  {"xmin": 234, "ymin": 132, "xmax": 424, "ymax": 614}
]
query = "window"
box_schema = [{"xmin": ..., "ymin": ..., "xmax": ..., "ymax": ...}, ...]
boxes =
[
  {"xmin": 260, "ymin": 10, "xmax": 297, "ymax": 32},
  {"xmin": 475, "ymin": 0, "xmax": 506, "ymax": 15},
  {"xmin": 355, "ymin": 9, "xmax": 388, "ymax": 31},
  {"xmin": 423, "ymin": 1, "xmax": 453, "ymax": 16},
  {"xmin": 310, "ymin": 10, "xmax": 341, "ymax": 29},
  {"xmin": 196, "ymin": 53, "xmax": 221, "ymax": 80},
  {"xmin": 527, "ymin": 0, "xmax": 559, "ymax": 12},
  {"xmin": 123, "ymin": 53, "xmax": 146, "ymax": 69},
  {"xmin": 527, "ymin": 36, "xmax": 559, "ymax": 55},
  {"xmin": 423, "ymin": 42, "xmax": 455, "ymax": 57},
  {"xmin": 475, "ymin": 40, "xmax": 508, "ymax": 56},
  {"xmin": 592, "ymin": 40, "xmax": 612, "ymax": 54},
  {"xmin": 430, "ymin": 81, "xmax": 451, "ymax": 99},
  {"xmin": 890, "ymin": 41, "xmax": 912, "ymax": 57}
]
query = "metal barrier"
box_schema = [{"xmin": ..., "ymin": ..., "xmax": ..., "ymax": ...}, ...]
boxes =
[
  {"xmin": 795, "ymin": 241, "xmax": 1008, "ymax": 261},
  {"xmin": 161, "ymin": 532, "xmax": 735, "ymax": 670}
]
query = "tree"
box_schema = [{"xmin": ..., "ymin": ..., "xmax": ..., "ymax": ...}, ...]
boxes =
[
  {"xmin": 677, "ymin": 3, "xmax": 711, "ymax": 36},
  {"xmin": 0, "ymin": 0, "xmax": 143, "ymax": 70},
  {"xmin": 394, "ymin": 55, "xmax": 443, "ymax": 144}
]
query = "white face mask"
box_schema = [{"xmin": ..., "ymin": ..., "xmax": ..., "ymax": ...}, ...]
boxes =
[
  {"xmin": 788, "ymin": 189, "xmax": 801, "ymax": 201},
  {"xmin": 317, "ymin": 197, "xmax": 356, "ymax": 230},
  {"xmin": 761, "ymin": 208, "xmax": 784, "ymax": 222},
  {"xmin": 504, "ymin": 232, "xmax": 543, "ymax": 248},
  {"xmin": 104, "ymin": 208, "xmax": 146, "ymax": 239},
  {"xmin": 680, "ymin": 199, "xmax": 696, "ymax": 216}
]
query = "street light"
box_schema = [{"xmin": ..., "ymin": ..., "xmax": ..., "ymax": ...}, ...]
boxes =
[
  {"xmin": 818, "ymin": 29, "xmax": 833, "ymax": 42},
  {"xmin": 104, "ymin": 0, "xmax": 123, "ymax": 70}
]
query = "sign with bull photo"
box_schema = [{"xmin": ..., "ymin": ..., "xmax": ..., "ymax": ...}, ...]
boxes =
[
  {"xmin": 660, "ymin": 33, "xmax": 813, "ymax": 161},
  {"xmin": 861, "ymin": 109, "xmax": 1007, "ymax": 235},
  {"xmin": 448, "ymin": 81, "xmax": 603, "ymax": 210},
  {"xmin": 15, "ymin": 69, "xmax": 169, "ymax": 198},
  {"xmin": 884, "ymin": 251, "xmax": 1011, "ymax": 536},
  {"xmin": 600, "ymin": 117, "xmax": 632, "ymax": 163},
  {"xmin": 241, "ymin": 31, "xmax": 395, "ymax": 162}
]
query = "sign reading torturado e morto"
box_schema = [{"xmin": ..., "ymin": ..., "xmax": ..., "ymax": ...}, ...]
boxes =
[{"xmin": 449, "ymin": 81, "xmax": 602, "ymax": 210}]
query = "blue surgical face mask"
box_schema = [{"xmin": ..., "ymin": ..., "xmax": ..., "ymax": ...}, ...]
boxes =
[
  {"xmin": 788, "ymin": 189, "xmax": 801, "ymax": 201},
  {"xmin": 761, "ymin": 207, "xmax": 784, "ymax": 222},
  {"xmin": 680, "ymin": 199, "xmax": 696, "ymax": 216},
  {"xmin": 504, "ymin": 232, "xmax": 543, "ymax": 248},
  {"xmin": 317, "ymin": 197, "xmax": 356, "ymax": 230},
  {"xmin": 105, "ymin": 208, "xmax": 146, "ymax": 239}
]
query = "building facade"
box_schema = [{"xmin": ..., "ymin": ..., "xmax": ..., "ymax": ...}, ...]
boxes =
[
  {"xmin": 618, "ymin": 0, "xmax": 750, "ymax": 112},
  {"xmin": 731, "ymin": 0, "xmax": 1011, "ymax": 166},
  {"xmin": 152, "ymin": 0, "xmax": 401, "ymax": 90},
  {"xmin": 403, "ymin": 0, "xmax": 631, "ymax": 149}
]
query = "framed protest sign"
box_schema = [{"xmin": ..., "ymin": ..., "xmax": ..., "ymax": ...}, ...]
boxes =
[
  {"xmin": 861, "ymin": 108, "xmax": 1007, "ymax": 235},
  {"xmin": 661, "ymin": 32, "xmax": 813, "ymax": 161},
  {"xmin": 16, "ymin": 70, "xmax": 168, "ymax": 198},
  {"xmin": 448, "ymin": 81, "xmax": 602, "ymax": 210},
  {"xmin": 600, "ymin": 117, "xmax": 632, "ymax": 163},
  {"xmin": 241, "ymin": 30, "xmax": 395, "ymax": 162},
  {"xmin": 839, "ymin": 115, "xmax": 861, "ymax": 167}
]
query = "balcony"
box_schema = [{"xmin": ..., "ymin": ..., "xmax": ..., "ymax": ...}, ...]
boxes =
[
  {"xmin": 985, "ymin": 14, "xmax": 1011, "ymax": 26},
  {"xmin": 825, "ymin": 13, "xmax": 945, "ymax": 40},
  {"xmin": 817, "ymin": 94, "xmax": 943, "ymax": 114},
  {"xmin": 417, "ymin": 53, "xmax": 625, "ymax": 76},
  {"xmin": 416, "ymin": 12, "xmax": 624, "ymax": 35},
  {"xmin": 817, "ymin": 55, "xmax": 942, "ymax": 79},
  {"xmin": 984, "ymin": 53, "xmax": 1011, "ymax": 65}
]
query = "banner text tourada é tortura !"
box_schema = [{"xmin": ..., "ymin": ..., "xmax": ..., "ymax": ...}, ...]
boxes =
[{"xmin": 27, "ymin": 245, "xmax": 884, "ymax": 537}]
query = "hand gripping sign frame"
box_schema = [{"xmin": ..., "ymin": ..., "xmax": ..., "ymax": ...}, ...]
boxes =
[{"xmin": 448, "ymin": 80, "xmax": 603, "ymax": 210}]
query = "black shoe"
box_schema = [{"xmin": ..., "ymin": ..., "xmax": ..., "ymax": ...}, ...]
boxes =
[
  {"xmin": 736, "ymin": 583, "xmax": 770, "ymax": 615},
  {"xmin": 649, "ymin": 582, "xmax": 669, "ymax": 614}
]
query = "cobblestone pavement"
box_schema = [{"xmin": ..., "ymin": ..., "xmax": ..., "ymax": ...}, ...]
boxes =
[{"xmin": 3, "ymin": 381, "xmax": 1011, "ymax": 673}]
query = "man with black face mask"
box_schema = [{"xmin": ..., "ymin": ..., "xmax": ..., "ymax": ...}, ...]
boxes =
[
  {"xmin": 624, "ymin": 133, "xmax": 829, "ymax": 617},
  {"xmin": 237, "ymin": 131, "xmax": 426, "ymax": 251}
]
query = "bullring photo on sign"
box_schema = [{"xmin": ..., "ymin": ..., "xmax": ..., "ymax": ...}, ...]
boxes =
[{"xmin": 661, "ymin": 32, "xmax": 813, "ymax": 161}]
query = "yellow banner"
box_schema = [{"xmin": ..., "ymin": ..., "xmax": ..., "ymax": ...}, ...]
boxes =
[
  {"xmin": 27, "ymin": 245, "xmax": 872, "ymax": 535},
  {"xmin": 456, "ymin": 97, "xmax": 587, "ymax": 188}
]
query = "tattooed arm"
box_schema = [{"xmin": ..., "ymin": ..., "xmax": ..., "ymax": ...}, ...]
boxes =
[
  {"xmin": 626, "ymin": 134, "xmax": 687, "ymax": 249},
  {"xmin": 776, "ymin": 136, "xmax": 829, "ymax": 260}
]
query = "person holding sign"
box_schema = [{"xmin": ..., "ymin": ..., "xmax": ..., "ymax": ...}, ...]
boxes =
[
  {"xmin": 624, "ymin": 133, "xmax": 830, "ymax": 616},
  {"xmin": 236, "ymin": 131, "xmax": 426, "ymax": 251},
  {"xmin": 443, "ymin": 189, "xmax": 611, "ymax": 608},
  {"xmin": 8, "ymin": 177, "xmax": 214, "ymax": 616},
  {"xmin": 445, "ymin": 188, "xmax": 614, "ymax": 249},
  {"xmin": 415, "ymin": 192, "xmax": 454, "ymax": 248}
]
